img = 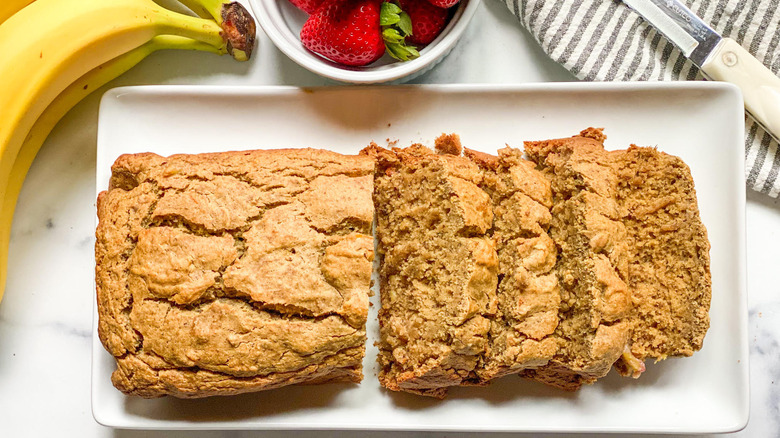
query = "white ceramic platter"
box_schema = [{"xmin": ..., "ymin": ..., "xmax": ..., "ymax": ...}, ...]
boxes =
[{"xmin": 92, "ymin": 83, "xmax": 747, "ymax": 432}]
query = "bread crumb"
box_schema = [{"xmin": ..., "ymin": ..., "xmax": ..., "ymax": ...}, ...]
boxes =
[{"xmin": 434, "ymin": 133, "xmax": 462, "ymax": 156}]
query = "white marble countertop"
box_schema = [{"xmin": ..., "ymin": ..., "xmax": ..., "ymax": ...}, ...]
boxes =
[{"xmin": 1, "ymin": 1, "xmax": 777, "ymax": 436}]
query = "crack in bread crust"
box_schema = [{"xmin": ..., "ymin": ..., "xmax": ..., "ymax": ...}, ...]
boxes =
[{"xmin": 95, "ymin": 149, "xmax": 375, "ymax": 398}]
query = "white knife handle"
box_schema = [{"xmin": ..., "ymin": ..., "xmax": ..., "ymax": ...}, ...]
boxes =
[{"xmin": 702, "ymin": 38, "xmax": 780, "ymax": 141}]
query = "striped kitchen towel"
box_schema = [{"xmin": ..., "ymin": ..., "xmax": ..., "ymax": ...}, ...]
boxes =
[{"xmin": 503, "ymin": 0, "xmax": 780, "ymax": 196}]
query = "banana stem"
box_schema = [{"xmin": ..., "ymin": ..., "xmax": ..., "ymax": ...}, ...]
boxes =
[
  {"xmin": 154, "ymin": 6, "xmax": 227, "ymax": 52},
  {"xmin": 177, "ymin": 0, "xmax": 228, "ymax": 23},
  {"xmin": 0, "ymin": 35, "xmax": 223, "ymax": 303},
  {"xmin": 174, "ymin": 0, "xmax": 256, "ymax": 60},
  {"xmin": 149, "ymin": 34, "xmax": 226, "ymax": 54},
  {"xmin": 176, "ymin": 0, "xmax": 221, "ymax": 22}
]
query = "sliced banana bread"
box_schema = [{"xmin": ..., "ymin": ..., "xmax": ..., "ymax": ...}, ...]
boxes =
[
  {"xmin": 523, "ymin": 129, "xmax": 633, "ymax": 390},
  {"xmin": 364, "ymin": 138, "xmax": 498, "ymax": 398},
  {"xmin": 612, "ymin": 145, "xmax": 711, "ymax": 376},
  {"xmin": 466, "ymin": 147, "xmax": 560, "ymax": 381}
]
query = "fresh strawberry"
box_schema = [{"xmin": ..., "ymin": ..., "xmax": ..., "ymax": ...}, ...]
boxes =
[
  {"xmin": 288, "ymin": 0, "xmax": 324, "ymax": 14},
  {"xmin": 397, "ymin": 0, "xmax": 448, "ymax": 46},
  {"xmin": 301, "ymin": 0, "xmax": 386, "ymax": 66},
  {"xmin": 425, "ymin": 0, "xmax": 459, "ymax": 8}
]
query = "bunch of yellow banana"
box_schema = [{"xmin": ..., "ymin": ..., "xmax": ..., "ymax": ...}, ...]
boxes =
[{"xmin": 0, "ymin": 0, "xmax": 257, "ymax": 303}]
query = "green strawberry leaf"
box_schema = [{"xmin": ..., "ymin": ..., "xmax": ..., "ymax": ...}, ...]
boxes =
[
  {"xmin": 382, "ymin": 28, "xmax": 405, "ymax": 44},
  {"xmin": 380, "ymin": 1, "xmax": 419, "ymax": 62},
  {"xmin": 398, "ymin": 12, "xmax": 413, "ymax": 37},
  {"xmin": 380, "ymin": 2, "xmax": 402, "ymax": 26},
  {"xmin": 385, "ymin": 41, "xmax": 420, "ymax": 61}
]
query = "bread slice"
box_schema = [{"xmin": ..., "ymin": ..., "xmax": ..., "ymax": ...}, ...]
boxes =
[
  {"xmin": 523, "ymin": 129, "xmax": 633, "ymax": 390},
  {"xmin": 466, "ymin": 147, "xmax": 560, "ymax": 381},
  {"xmin": 364, "ymin": 137, "xmax": 498, "ymax": 398},
  {"xmin": 523, "ymin": 128, "xmax": 712, "ymax": 388},
  {"xmin": 96, "ymin": 149, "xmax": 374, "ymax": 398},
  {"xmin": 612, "ymin": 145, "xmax": 711, "ymax": 376}
]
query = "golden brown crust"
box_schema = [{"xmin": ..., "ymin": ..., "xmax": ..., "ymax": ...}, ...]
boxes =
[
  {"xmin": 96, "ymin": 148, "xmax": 374, "ymax": 398},
  {"xmin": 521, "ymin": 361, "xmax": 584, "ymax": 391},
  {"xmin": 95, "ymin": 185, "xmax": 157, "ymax": 357},
  {"xmin": 111, "ymin": 348, "xmax": 363, "ymax": 399},
  {"xmin": 463, "ymin": 147, "xmax": 499, "ymax": 170}
]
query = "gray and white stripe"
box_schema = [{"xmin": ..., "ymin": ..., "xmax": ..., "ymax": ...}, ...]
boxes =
[{"xmin": 503, "ymin": 0, "xmax": 780, "ymax": 196}]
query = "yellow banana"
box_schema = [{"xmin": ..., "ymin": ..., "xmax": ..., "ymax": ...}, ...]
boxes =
[
  {"xmin": 0, "ymin": 36, "xmax": 224, "ymax": 303},
  {"xmin": 0, "ymin": 0, "xmax": 35, "ymax": 25},
  {"xmin": 0, "ymin": 0, "xmax": 229, "ymax": 301}
]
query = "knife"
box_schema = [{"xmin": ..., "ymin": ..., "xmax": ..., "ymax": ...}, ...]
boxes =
[{"xmin": 621, "ymin": 0, "xmax": 780, "ymax": 142}]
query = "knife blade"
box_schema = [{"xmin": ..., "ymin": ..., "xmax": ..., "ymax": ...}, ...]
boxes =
[{"xmin": 622, "ymin": 0, "xmax": 780, "ymax": 142}]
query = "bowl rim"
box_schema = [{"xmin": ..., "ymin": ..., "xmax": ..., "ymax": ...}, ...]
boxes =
[{"xmin": 251, "ymin": 0, "xmax": 482, "ymax": 83}]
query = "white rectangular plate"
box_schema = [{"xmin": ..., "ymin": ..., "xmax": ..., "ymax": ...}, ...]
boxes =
[{"xmin": 93, "ymin": 83, "xmax": 748, "ymax": 433}]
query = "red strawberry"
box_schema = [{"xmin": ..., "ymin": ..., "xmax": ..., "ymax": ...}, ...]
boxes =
[
  {"xmin": 425, "ymin": 0, "xmax": 459, "ymax": 8},
  {"xmin": 301, "ymin": 0, "xmax": 386, "ymax": 66},
  {"xmin": 288, "ymin": 0, "xmax": 324, "ymax": 14},
  {"xmin": 398, "ymin": 0, "xmax": 448, "ymax": 46}
]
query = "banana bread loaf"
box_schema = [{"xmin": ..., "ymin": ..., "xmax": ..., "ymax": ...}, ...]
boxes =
[
  {"xmin": 95, "ymin": 148, "xmax": 375, "ymax": 398},
  {"xmin": 97, "ymin": 132, "xmax": 711, "ymax": 399}
]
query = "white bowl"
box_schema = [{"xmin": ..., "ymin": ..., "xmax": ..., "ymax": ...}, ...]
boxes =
[{"xmin": 250, "ymin": 0, "xmax": 481, "ymax": 83}]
